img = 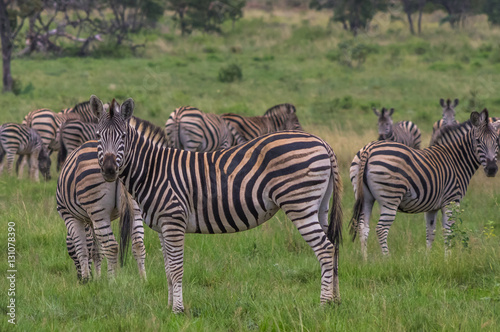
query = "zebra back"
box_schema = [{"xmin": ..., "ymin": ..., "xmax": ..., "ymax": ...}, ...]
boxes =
[
  {"xmin": 60, "ymin": 101, "xmax": 98, "ymax": 123},
  {"xmin": 57, "ymin": 120, "xmax": 97, "ymax": 169}
]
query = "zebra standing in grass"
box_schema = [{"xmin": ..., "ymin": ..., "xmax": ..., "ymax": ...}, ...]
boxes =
[
  {"xmin": 165, "ymin": 106, "xmax": 239, "ymax": 152},
  {"xmin": 373, "ymin": 107, "xmax": 422, "ymax": 149},
  {"xmin": 430, "ymin": 98, "xmax": 460, "ymax": 145},
  {"xmin": 350, "ymin": 109, "xmax": 500, "ymax": 260},
  {"xmin": 57, "ymin": 120, "xmax": 97, "ymax": 170},
  {"xmin": 0, "ymin": 123, "xmax": 51, "ymax": 181},
  {"xmin": 221, "ymin": 103, "xmax": 302, "ymax": 143},
  {"xmin": 90, "ymin": 95, "xmax": 343, "ymax": 313},
  {"xmin": 56, "ymin": 141, "xmax": 146, "ymax": 280}
]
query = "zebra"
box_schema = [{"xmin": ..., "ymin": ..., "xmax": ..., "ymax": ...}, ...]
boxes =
[
  {"xmin": 0, "ymin": 123, "xmax": 51, "ymax": 181},
  {"xmin": 350, "ymin": 109, "xmax": 500, "ymax": 261},
  {"xmin": 164, "ymin": 106, "xmax": 238, "ymax": 152},
  {"xmin": 430, "ymin": 98, "xmax": 460, "ymax": 145},
  {"xmin": 221, "ymin": 103, "xmax": 302, "ymax": 143},
  {"xmin": 57, "ymin": 120, "xmax": 97, "ymax": 170},
  {"xmin": 56, "ymin": 141, "xmax": 146, "ymax": 280},
  {"xmin": 90, "ymin": 95, "xmax": 343, "ymax": 313},
  {"xmin": 373, "ymin": 107, "xmax": 422, "ymax": 149},
  {"xmin": 59, "ymin": 101, "xmax": 98, "ymax": 123}
]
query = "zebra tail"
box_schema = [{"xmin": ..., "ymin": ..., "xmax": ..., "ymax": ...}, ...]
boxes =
[
  {"xmin": 326, "ymin": 148, "xmax": 343, "ymax": 248},
  {"xmin": 349, "ymin": 148, "xmax": 369, "ymax": 242},
  {"xmin": 57, "ymin": 122, "xmax": 68, "ymax": 171},
  {"xmin": 118, "ymin": 182, "xmax": 134, "ymax": 267}
]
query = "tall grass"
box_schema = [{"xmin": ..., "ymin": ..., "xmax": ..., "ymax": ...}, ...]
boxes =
[{"xmin": 0, "ymin": 8, "xmax": 500, "ymax": 331}]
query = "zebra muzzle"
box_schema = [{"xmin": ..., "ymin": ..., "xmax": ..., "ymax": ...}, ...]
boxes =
[
  {"xmin": 102, "ymin": 153, "xmax": 118, "ymax": 181},
  {"xmin": 485, "ymin": 159, "xmax": 498, "ymax": 177}
]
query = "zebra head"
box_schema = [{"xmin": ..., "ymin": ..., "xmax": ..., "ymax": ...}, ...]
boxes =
[
  {"xmin": 264, "ymin": 103, "xmax": 303, "ymax": 131},
  {"xmin": 470, "ymin": 109, "xmax": 500, "ymax": 177},
  {"xmin": 440, "ymin": 98, "xmax": 459, "ymax": 126},
  {"xmin": 90, "ymin": 95, "xmax": 135, "ymax": 182},
  {"xmin": 37, "ymin": 146, "xmax": 51, "ymax": 181},
  {"xmin": 373, "ymin": 107, "xmax": 394, "ymax": 140}
]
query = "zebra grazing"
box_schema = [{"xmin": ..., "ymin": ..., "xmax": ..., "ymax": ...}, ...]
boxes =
[
  {"xmin": 222, "ymin": 103, "xmax": 302, "ymax": 143},
  {"xmin": 59, "ymin": 101, "xmax": 98, "ymax": 123},
  {"xmin": 90, "ymin": 95, "xmax": 343, "ymax": 313},
  {"xmin": 0, "ymin": 123, "xmax": 51, "ymax": 181},
  {"xmin": 430, "ymin": 98, "xmax": 460, "ymax": 145},
  {"xmin": 165, "ymin": 106, "xmax": 237, "ymax": 152},
  {"xmin": 57, "ymin": 120, "xmax": 97, "ymax": 170},
  {"xmin": 350, "ymin": 109, "xmax": 500, "ymax": 260},
  {"xmin": 373, "ymin": 107, "xmax": 422, "ymax": 149},
  {"xmin": 56, "ymin": 141, "xmax": 146, "ymax": 280}
]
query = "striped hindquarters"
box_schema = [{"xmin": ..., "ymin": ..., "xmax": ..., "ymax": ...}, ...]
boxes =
[
  {"xmin": 0, "ymin": 123, "xmax": 42, "ymax": 155},
  {"xmin": 58, "ymin": 120, "xmax": 97, "ymax": 168}
]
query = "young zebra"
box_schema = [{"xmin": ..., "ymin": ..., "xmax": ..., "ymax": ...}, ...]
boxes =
[
  {"xmin": 56, "ymin": 141, "xmax": 146, "ymax": 280},
  {"xmin": 59, "ymin": 101, "xmax": 98, "ymax": 123},
  {"xmin": 373, "ymin": 107, "xmax": 422, "ymax": 149},
  {"xmin": 57, "ymin": 120, "xmax": 97, "ymax": 170},
  {"xmin": 90, "ymin": 95, "xmax": 343, "ymax": 313},
  {"xmin": 164, "ymin": 106, "xmax": 239, "ymax": 152},
  {"xmin": 429, "ymin": 98, "xmax": 460, "ymax": 145},
  {"xmin": 0, "ymin": 123, "xmax": 51, "ymax": 181},
  {"xmin": 350, "ymin": 109, "xmax": 500, "ymax": 260},
  {"xmin": 221, "ymin": 103, "xmax": 302, "ymax": 143}
]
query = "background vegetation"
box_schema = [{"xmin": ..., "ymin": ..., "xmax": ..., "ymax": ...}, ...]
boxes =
[{"xmin": 0, "ymin": 4, "xmax": 500, "ymax": 331}]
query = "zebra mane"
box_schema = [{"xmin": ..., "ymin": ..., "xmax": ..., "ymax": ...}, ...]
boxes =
[
  {"xmin": 263, "ymin": 103, "xmax": 296, "ymax": 117},
  {"xmin": 431, "ymin": 120, "xmax": 472, "ymax": 146},
  {"xmin": 128, "ymin": 116, "xmax": 169, "ymax": 147},
  {"xmin": 73, "ymin": 101, "xmax": 90, "ymax": 111}
]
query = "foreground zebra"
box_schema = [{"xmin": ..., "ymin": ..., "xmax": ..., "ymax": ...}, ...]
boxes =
[
  {"xmin": 90, "ymin": 95, "xmax": 343, "ymax": 313},
  {"xmin": 350, "ymin": 109, "xmax": 499, "ymax": 260},
  {"xmin": 165, "ymin": 106, "xmax": 238, "ymax": 152},
  {"xmin": 57, "ymin": 120, "xmax": 97, "ymax": 170},
  {"xmin": 0, "ymin": 123, "xmax": 51, "ymax": 181},
  {"xmin": 222, "ymin": 103, "xmax": 302, "ymax": 143},
  {"xmin": 430, "ymin": 98, "xmax": 460, "ymax": 145},
  {"xmin": 56, "ymin": 141, "xmax": 146, "ymax": 280},
  {"xmin": 373, "ymin": 107, "xmax": 422, "ymax": 149}
]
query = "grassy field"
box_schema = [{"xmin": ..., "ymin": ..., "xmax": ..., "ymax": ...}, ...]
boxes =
[{"xmin": 1, "ymin": 8, "xmax": 500, "ymax": 331}]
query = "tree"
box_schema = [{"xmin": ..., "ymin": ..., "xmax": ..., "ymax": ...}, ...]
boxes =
[
  {"xmin": 482, "ymin": 0, "xmax": 500, "ymax": 25},
  {"xmin": 400, "ymin": 0, "xmax": 426, "ymax": 34},
  {"xmin": 310, "ymin": 0, "xmax": 388, "ymax": 35},
  {"xmin": 430, "ymin": 0, "xmax": 471, "ymax": 28}
]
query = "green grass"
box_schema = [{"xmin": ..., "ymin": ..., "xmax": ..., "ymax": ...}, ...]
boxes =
[{"xmin": 1, "ymin": 8, "xmax": 500, "ymax": 331}]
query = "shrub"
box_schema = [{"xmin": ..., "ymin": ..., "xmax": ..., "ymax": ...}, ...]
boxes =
[{"xmin": 218, "ymin": 64, "xmax": 242, "ymax": 83}]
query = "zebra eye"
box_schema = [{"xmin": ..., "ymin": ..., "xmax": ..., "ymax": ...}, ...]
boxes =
[
  {"xmin": 121, "ymin": 132, "xmax": 126, "ymax": 139},
  {"xmin": 96, "ymin": 131, "xmax": 101, "ymax": 139}
]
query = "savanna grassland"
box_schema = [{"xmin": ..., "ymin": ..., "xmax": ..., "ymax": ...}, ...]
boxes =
[{"xmin": 1, "ymin": 8, "xmax": 500, "ymax": 331}]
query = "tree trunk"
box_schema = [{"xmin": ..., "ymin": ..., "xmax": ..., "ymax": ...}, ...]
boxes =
[
  {"xmin": 0, "ymin": 0, "xmax": 13, "ymax": 92},
  {"xmin": 418, "ymin": 7, "xmax": 423, "ymax": 34}
]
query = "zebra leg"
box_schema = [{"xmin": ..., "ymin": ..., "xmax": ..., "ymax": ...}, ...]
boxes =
[
  {"xmin": 17, "ymin": 155, "xmax": 28, "ymax": 179},
  {"xmin": 6, "ymin": 151, "xmax": 16, "ymax": 176},
  {"xmin": 91, "ymin": 216, "xmax": 119, "ymax": 278},
  {"xmin": 442, "ymin": 206, "xmax": 456, "ymax": 257},
  {"xmin": 160, "ymin": 222, "xmax": 186, "ymax": 313},
  {"xmin": 66, "ymin": 231, "xmax": 83, "ymax": 280},
  {"xmin": 158, "ymin": 232, "xmax": 173, "ymax": 307},
  {"xmin": 376, "ymin": 205, "xmax": 398, "ymax": 256},
  {"xmin": 292, "ymin": 214, "xmax": 335, "ymax": 304},
  {"xmin": 131, "ymin": 204, "xmax": 146, "ymax": 279},
  {"xmin": 65, "ymin": 217, "xmax": 91, "ymax": 281},
  {"xmin": 28, "ymin": 152, "xmax": 40, "ymax": 182},
  {"xmin": 425, "ymin": 210, "xmax": 439, "ymax": 249},
  {"xmin": 87, "ymin": 226, "xmax": 102, "ymax": 279}
]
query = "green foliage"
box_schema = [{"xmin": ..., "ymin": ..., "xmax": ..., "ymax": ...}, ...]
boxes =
[
  {"xmin": 447, "ymin": 202, "xmax": 470, "ymax": 249},
  {"xmin": 483, "ymin": 0, "xmax": 500, "ymax": 25},
  {"xmin": 218, "ymin": 63, "xmax": 243, "ymax": 82},
  {"xmin": 335, "ymin": 40, "xmax": 379, "ymax": 67},
  {"xmin": 483, "ymin": 221, "xmax": 496, "ymax": 239}
]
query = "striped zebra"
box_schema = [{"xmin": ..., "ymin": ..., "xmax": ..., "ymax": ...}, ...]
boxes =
[
  {"xmin": 373, "ymin": 107, "xmax": 422, "ymax": 149},
  {"xmin": 56, "ymin": 141, "xmax": 146, "ymax": 280},
  {"xmin": 221, "ymin": 103, "xmax": 302, "ymax": 143},
  {"xmin": 57, "ymin": 120, "xmax": 97, "ymax": 170},
  {"xmin": 164, "ymin": 106, "xmax": 239, "ymax": 152},
  {"xmin": 90, "ymin": 95, "xmax": 343, "ymax": 313},
  {"xmin": 59, "ymin": 101, "xmax": 98, "ymax": 123},
  {"xmin": 430, "ymin": 98, "xmax": 460, "ymax": 145},
  {"xmin": 350, "ymin": 109, "xmax": 500, "ymax": 260},
  {"xmin": 0, "ymin": 123, "xmax": 51, "ymax": 181}
]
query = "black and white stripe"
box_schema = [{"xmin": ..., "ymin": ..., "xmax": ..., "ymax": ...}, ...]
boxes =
[
  {"xmin": 57, "ymin": 120, "xmax": 97, "ymax": 170},
  {"xmin": 0, "ymin": 123, "xmax": 51, "ymax": 181},
  {"xmin": 350, "ymin": 109, "xmax": 500, "ymax": 260},
  {"xmin": 60, "ymin": 101, "xmax": 98, "ymax": 123},
  {"xmin": 373, "ymin": 107, "xmax": 422, "ymax": 149},
  {"xmin": 90, "ymin": 96, "xmax": 343, "ymax": 313},
  {"xmin": 56, "ymin": 141, "xmax": 146, "ymax": 280},
  {"xmin": 430, "ymin": 98, "xmax": 460, "ymax": 145}
]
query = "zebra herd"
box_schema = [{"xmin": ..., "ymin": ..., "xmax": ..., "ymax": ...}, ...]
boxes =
[{"xmin": 1, "ymin": 95, "xmax": 499, "ymax": 313}]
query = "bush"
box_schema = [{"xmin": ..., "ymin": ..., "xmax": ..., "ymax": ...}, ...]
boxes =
[
  {"xmin": 336, "ymin": 40, "xmax": 379, "ymax": 68},
  {"xmin": 218, "ymin": 64, "xmax": 242, "ymax": 83}
]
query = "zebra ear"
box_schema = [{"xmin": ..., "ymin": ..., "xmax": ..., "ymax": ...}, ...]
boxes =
[
  {"xmin": 480, "ymin": 108, "xmax": 489, "ymax": 123},
  {"xmin": 452, "ymin": 98, "xmax": 459, "ymax": 108},
  {"xmin": 372, "ymin": 108, "xmax": 380, "ymax": 117},
  {"xmin": 121, "ymin": 98, "xmax": 135, "ymax": 120},
  {"xmin": 470, "ymin": 111, "xmax": 482, "ymax": 127},
  {"xmin": 440, "ymin": 98, "xmax": 445, "ymax": 108},
  {"xmin": 492, "ymin": 120, "xmax": 500, "ymax": 135},
  {"xmin": 90, "ymin": 95, "xmax": 104, "ymax": 118},
  {"xmin": 388, "ymin": 108, "xmax": 394, "ymax": 116}
]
